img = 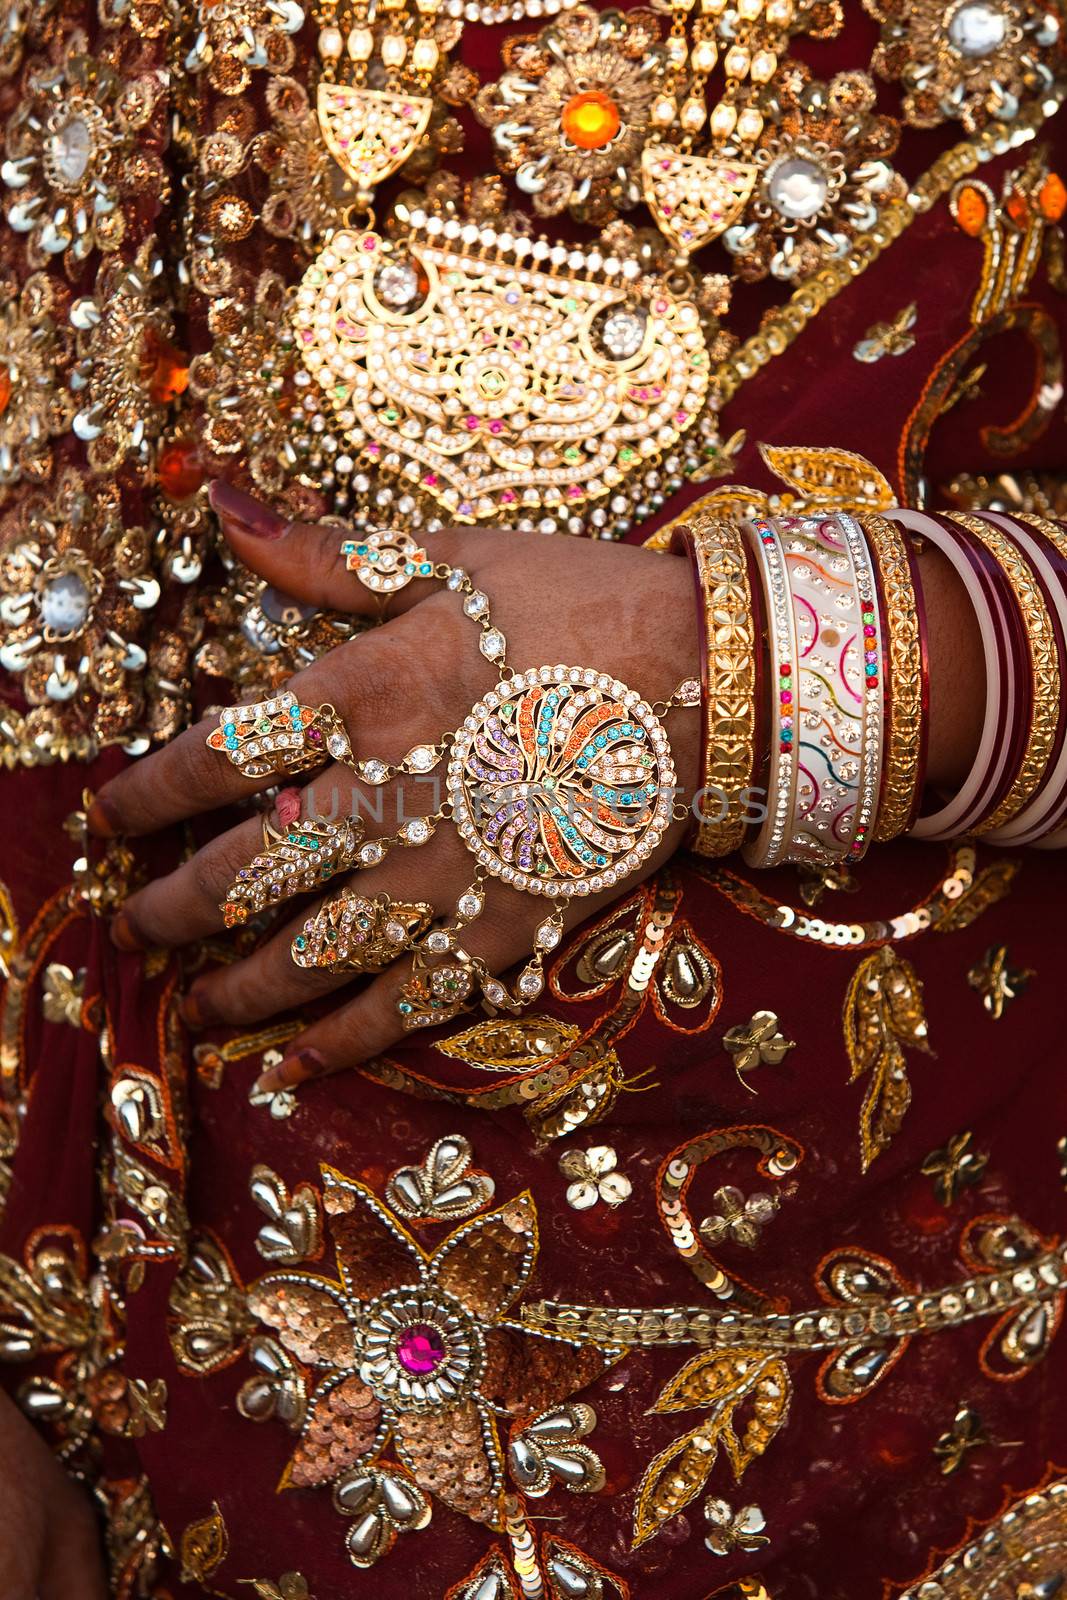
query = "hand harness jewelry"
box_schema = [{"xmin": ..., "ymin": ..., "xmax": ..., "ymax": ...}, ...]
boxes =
[{"xmin": 209, "ymin": 535, "xmax": 698, "ymax": 1021}]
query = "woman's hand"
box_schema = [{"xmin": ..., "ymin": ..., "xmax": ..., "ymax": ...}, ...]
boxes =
[
  {"xmin": 90, "ymin": 486, "xmax": 702, "ymax": 1091},
  {"xmin": 0, "ymin": 1388, "xmax": 108, "ymax": 1600}
]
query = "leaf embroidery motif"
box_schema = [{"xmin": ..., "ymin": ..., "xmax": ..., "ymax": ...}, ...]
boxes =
[
  {"xmin": 179, "ymin": 1503, "xmax": 228, "ymax": 1583},
  {"xmin": 844, "ymin": 946, "xmax": 932, "ymax": 1173},
  {"xmin": 632, "ymin": 1348, "xmax": 790, "ymax": 1548}
]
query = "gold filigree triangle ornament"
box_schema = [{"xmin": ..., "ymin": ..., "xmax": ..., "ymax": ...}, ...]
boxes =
[
  {"xmin": 640, "ymin": 147, "xmax": 759, "ymax": 260},
  {"xmin": 294, "ymin": 218, "xmax": 710, "ymax": 522},
  {"xmin": 316, "ymin": 83, "xmax": 433, "ymax": 194}
]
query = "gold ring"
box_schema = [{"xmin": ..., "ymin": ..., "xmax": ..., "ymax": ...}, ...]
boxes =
[
  {"xmin": 291, "ymin": 890, "xmax": 434, "ymax": 973},
  {"xmin": 207, "ymin": 689, "xmax": 353, "ymax": 777},
  {"xmin": 222, "ymin": 817, "xmax": 364, "ymax": 929}
]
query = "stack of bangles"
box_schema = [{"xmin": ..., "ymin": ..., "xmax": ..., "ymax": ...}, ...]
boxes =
[
  {"xmin": 206, "ymin": 509, "xmax": 1067, "ymax": 1037},
  {"xmin": 684, "ymin": 506, "xmax": 1067, "ymax": 862}
]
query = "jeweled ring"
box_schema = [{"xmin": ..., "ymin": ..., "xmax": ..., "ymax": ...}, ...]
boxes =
[
  {"xmin": 341, "ymin": 529, "xmax": 436, "ymax": 595},
  {"xmin": 222, "ymin": 816, "xmax": 364, "ymax": 928},
  {"xmin": 207, "ymin": 689, "xmax": 353, "ymax": 777},
  {"xmin": 291, "ymin": 890, "xmax": 434, "ymax": 973}
]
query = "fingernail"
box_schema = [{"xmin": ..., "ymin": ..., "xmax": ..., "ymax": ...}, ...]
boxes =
[
  {"xmin": 110, "ymin": 911, "xmax": 144, "ymax": 953},
  {"xmin": 253, "ymin": 1047, "xmax": 327, "ymax": 1094},
  {"xmin": 209, "ymin": 480, "xmax": 288, "ymax": 540},
  {"xmin": 275, "ymin": 787, "xmax": 302, "ymax": 827},
  {"xmin": 182, "ymin": 986, "xmax": 222, "ymax": 1030},
  {"xmin": 87, "ymin": 792, "xmax": 122, "ymax": 838}
]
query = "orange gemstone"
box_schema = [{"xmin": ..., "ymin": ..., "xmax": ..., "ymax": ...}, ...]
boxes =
[
  {"xmin": 955, "ymin": 184, "xmax": 988, "ymax": 237},
  {"xmin": 560, "ymin": 89, "xmax": 622, "ymax": 150},
  {"xmin": 0, "ymin": 364, "xmax": 10, "ymax": 416},
  {"xmin": 157, "ymin": 438, "xmax": 205, "ymax": 501},
  {"xmin": 141, "ymin": 327, "xmax": 190, "ymax": 405},
  {"xmin": 1005, "ymin": 188, "xmax": 1030, "ymax": 226},
  {"xmin": 1040, "ymin": 172, "xmax": 1067, "ymax": 221}
]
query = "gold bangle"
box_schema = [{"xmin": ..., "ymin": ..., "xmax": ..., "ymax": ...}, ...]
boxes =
[
  {"xmin": 864, "ymin": 514, "xmax": 926, "ymax": 842},
  {"xmin": 687, "ymin": 514, "xmax": 757, "ymax": 859},
  {"xmin": 946, "ymin": 511, "xmax": 1061, "ymax": 834}
]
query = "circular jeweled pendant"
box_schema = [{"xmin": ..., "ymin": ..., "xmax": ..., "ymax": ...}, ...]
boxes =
[
  {"xmin": 448, "ymin": 665, "xmax": 676, "ymax": 898},
  {"xmin": 341, "ymin": 529, "xmax": 434, "ymax": 593}
]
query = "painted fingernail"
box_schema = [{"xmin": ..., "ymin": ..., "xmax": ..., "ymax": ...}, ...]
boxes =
[
  {"xmin": 275, "ymin": 787, "xmax": 302, "ymax": 827},
  {"xmin": 253, "ymin": 1048, "xmax": 327, "ymax": 1094},
  {"xmin": 182, "ymin": 986, "xmax": 222, "ymax": 1030},
  {"xmin": 209, "ymin": 480, "xmax": 288, "ymax": 540},
  {"xmin": 110, "ymin": 910, "xmax": 144, "ymax": 953},
  {"xmin": 87, "ymin": 791, "xmax": 122, "ymax": 838}
]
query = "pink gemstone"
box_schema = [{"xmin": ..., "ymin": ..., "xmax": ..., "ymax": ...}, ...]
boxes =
[{"xmin": 397, "ymin": 1323, "xmax": 446, "ymax": 1374}]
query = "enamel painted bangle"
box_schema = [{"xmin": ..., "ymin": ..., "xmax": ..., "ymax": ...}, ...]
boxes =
[
  {"xmin": 741, "ymin": 517, "xmax": 800, "ymax": 870},
  {"xmin": 685, "ymin": 518, "xmax": 758, "ymax": 859},
  {"xmin": 886, "ymin": 510, "xmax": 1013, "ymax": 841},
  {"xmin": 985, "ymin": 511, "xmax": 1067, "ymax": 845},
  {"xmin": 946, "ymin": 512, "xmax": 1058, "ymax": 835},
  {"xmin": 863, "ymin": 513, "xmax": 929, "ymax": 841},
  {"xmin": 764, "ymin": 513, "xmax": 884, "ymax": 864}
]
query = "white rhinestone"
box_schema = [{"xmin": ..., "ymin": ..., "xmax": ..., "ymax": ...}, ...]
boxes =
[
  {"xmin": 517, "ymin": 967, "xmax": 543, "ymax": 998},
  {"xmin": 483, "ymin": 979, "xmax": 506, "ymax": 1005},
  {"xmin": 767, "ymin": 156, "xmax": 829, "ymax": 221},
  {"xmin": 404, "ymin": 744, "xmax": 437, "ymax": 773},
  {"xmin": 425, "ymin": 930, "xmax": 452, "ymax": 953},
  {"xmin": 403, "ymin": 819, "xmax": 431, "ymax": 844},
  {"xmin": 463, "ymin": 591, "xmax": 489, "ymax": 618},
  {"xmin": 385, "ymin": 919, "xmax": 407, "ymax": 943},
  {"xmin": 360, "ymin": 758, "xmax": 389, "ymax": 784},
  {"xmin": 948, "ymin": 0, "xmax": 1007, "ymax": 54},
  {"xmin": 39, "ymin": 571, "xmax": 91, "ymax": 633},
  {"xmin": 480, "ymin": 630, "xmax": 505, "ymax": 660},
  {"xmin": 457, "ymin": 892, "xmax": 483, "ymax": 919},
  {"xmin": 360, "ymin": 842, "xmax": 384, "ymax": 865},
  {"xmin": 535, "ymin": 919, "xmax": 561, "ymax": 950},
  {"xmin": 48, "ymin": 115, "xmax": 94, "ymax": 184},
  {"xmin": 327, "ymin": 731, "xmax": 351, "ymax": 759}
]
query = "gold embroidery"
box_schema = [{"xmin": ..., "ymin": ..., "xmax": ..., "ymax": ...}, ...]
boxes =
[
  {"xmin": 921, "ymin": 1131, "xmax": 990, "ymax": 1206},
  {"xmin": 124, "ymin": 1376, "xmax": 168, "ymax": 1437},
  {"xmin": 40, "ymin": 962, "xmax": 85, "ymax": 1027},
  {"xmin": 250, "ymin": 1165, "xmax": 322, "ymax": 1265},
  {"xmin": 844, "ymin": 946, "xmax": 932, "ymax": 1172},
  {"xmin": 722, "ymin": 1011, "xmax": 795, "ymax": 1093},
  {"xmin": 895, "ymin": 1477, "xmax": 1067, "ymax": 1599},
  {"xmin": 179, "ymin": 1504, "xmax": 229, "ymax": 1584},
  {"xmin": 967, "ymin": 943, "xmax": 1035, "ymax": 1018},
  {"xmin": 633, "ymin": 1349, "xmax": 790, "ymax": 1547}
]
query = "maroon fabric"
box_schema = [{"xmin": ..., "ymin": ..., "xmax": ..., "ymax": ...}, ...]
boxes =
[{"xmin": 2, "ymin": 6, "xmax": 1067, "ymax": 1600}]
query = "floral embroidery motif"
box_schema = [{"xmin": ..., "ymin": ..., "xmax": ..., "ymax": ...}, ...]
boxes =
[
  {"xmin": 703, "ymin": 1498, "xmax": 770, "ymax": 1557},
  {"xmin": 2, "ymin": 37, "xmax": 166, "ymax": 267},
  {"xmin": 558, "ymin": 1144, "xmax": 632, "ymax": 1210},
  {"xmin": 475, "ymin": 7, "xmax": 666, "ymax": 223},
  {"xmin": 865, "ymin": 0, "xmax": 1061, "ymax": 133},
  {"xmin": 921, "ymin": 1131, "xmax": 990, "ymax": 1205},
  {"xmin": 240, "ymin": 1161, "xmax": 609, "ymax": 1560},
  {"xmin": 0, "ymin": 270, "xmax": 73, "ymax": 502},
  {"xmin": 967, "ymin": 943, "xmax": 1034, "ymax": 1017},
  {"xmin": 386, "ymin": 1135, "xmax": 496, "ymax": 1224},
  {"xmin": 507, "ymin": 1402, "xmax": 605, "ymax": 1497},
  {"xmin": 723, "ymin": 67, "xmax": 904, "ymax": 283}
]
